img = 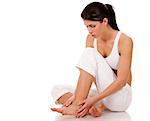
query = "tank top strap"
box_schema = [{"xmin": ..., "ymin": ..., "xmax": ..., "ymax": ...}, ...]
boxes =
[{"xmin": 114, "ymin": 31, "xmax": 122, "ymax": 48}]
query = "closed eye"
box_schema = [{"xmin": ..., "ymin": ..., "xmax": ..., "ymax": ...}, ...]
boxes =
[
  {"xmin": 86, "ymin": 25, "xmax": 96, "ymax": 28},
  {"xmin": 89, "ymin": 25, "xmax": 96, "ymax": 28}
]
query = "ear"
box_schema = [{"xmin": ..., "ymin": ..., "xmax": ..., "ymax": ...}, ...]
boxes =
[{"xmin": 102, "ymin": 18, "xmax": 108, "ymax": 25}]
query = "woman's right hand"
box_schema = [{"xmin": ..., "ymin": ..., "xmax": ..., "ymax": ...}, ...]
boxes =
[
  {"xmin": 86, "ymin": 34, "xmax": 95, "ymax": 48},
  {"xmin": 63, "ymin": 95, "xmax": 75, "ymax": 107}
]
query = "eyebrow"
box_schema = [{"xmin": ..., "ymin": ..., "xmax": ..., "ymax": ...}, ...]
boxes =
[
  {"xmin": 85, "ymin": 24, "xmax": 96, "ymax": 28},
  {"xmin": 85, "ymin": 24, "xmax": 96, "ymax": 26}
]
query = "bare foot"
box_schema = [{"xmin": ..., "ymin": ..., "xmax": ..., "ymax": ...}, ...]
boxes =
[
  {"xmin": 89, "ymin": 104, "xmax": 106, "ymax": 117},
  {"xmin": 51, "ymin": 104, "xmax": 80, "ymax": 115}
]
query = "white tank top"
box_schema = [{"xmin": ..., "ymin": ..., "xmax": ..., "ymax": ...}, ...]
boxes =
[{"xmin": 94, "ymin": 31, "xmax": 121, "ymax": 70}]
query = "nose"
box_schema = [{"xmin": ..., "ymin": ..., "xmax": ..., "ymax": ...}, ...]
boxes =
[{"xmin": 87, "ymin": 27, "xmax": 93, "ymax": 34}]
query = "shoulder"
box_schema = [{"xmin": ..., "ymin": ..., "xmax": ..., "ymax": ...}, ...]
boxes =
[{"xmin": 119, "ymin": 33, "xmax": 133, "ymax": 53}]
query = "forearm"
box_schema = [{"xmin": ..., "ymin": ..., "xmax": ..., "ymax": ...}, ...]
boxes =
[{"xmin": 95, "ymin": 80, "xmax": 126, "ymax": 102}]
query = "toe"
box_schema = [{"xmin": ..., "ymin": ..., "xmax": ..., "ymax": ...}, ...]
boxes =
[{"xmin": 51, "ymin": 107, "xmax": 63, "ymax": 113}]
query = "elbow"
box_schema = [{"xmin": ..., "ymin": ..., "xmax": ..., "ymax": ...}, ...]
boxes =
[{"xmin": 117, "ymin": 80, "xmax": 127, "ymax": 88}]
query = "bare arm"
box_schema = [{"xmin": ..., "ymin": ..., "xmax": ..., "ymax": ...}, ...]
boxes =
[{"xmin": 95, "ymin": 37, "xmax": 133, "ymax": 102}]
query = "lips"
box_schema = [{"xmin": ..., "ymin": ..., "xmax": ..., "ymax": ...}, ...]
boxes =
[{"xmin": 91, "ymin": 34, "xmax": 95, "ymax": 37}]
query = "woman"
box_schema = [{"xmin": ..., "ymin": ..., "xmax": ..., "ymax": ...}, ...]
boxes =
[{"xmin": 51, "ymin": 2, "xmax": 133, "ymax": 118}]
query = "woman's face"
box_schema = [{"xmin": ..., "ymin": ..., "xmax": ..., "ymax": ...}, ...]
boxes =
[{"xmin": 83, "ymin": 19, "xmax": 106, "ymax": 38}]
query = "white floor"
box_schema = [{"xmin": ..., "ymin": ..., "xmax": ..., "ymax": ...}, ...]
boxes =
[{"xmin": 48, "ymin": 110, "xmax": 131, "ymax": 121}]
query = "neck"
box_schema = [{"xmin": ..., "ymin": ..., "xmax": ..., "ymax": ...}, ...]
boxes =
[{"xmin": 97, "ymin": 26, "xmax": 118, "ymax": 42}]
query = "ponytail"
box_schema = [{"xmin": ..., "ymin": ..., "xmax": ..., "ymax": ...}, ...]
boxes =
[{"xmin": 105, "ymin": 4, "xmax": 119, "ymax": 31}]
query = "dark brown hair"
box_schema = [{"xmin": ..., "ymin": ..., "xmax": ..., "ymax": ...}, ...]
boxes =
[{"xmin": 81, "ymin": 2, "xmax": 119, "ymax": 30}]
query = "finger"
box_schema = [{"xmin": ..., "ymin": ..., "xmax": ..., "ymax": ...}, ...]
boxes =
[
  {"xmin": 80, "ymin": 109, "xmax": 88, "ymax": 118},
  {"xmin": 77, "ymin": 109, "xmax": 88, "ymax": 118},
  {"xmin": 77, "ymin": 104, "xmax": 86, "ymax": 113}
]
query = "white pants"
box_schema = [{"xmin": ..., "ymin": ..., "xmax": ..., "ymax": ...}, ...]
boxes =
[{"xmin": 51, "ymin": 48, "xmax": 132, "ymax": 111}]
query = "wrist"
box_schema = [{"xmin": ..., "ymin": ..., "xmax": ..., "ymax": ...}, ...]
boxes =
[{"xmin": 93, "ymin": 95, "xmax": 100, "ymax": 104}]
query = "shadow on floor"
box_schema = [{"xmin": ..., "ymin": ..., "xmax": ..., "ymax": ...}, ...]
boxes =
[{"xmin": 55, "ymin": 110, "xmax": 131, "ymax": 121}]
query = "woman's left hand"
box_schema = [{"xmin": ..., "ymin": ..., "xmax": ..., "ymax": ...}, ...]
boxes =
[{"xmin": 76, "ymin": 96, "xmax": 98, "ymax": 118}]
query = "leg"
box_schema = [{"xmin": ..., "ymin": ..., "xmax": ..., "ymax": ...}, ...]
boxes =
[
  {"xmin": 51, "ymin": 48, "xmax": 97, "ymax": 105},
  {"xmin": 73, "ymin": 68, "xmax": 96, "ymax": 104},
  {"xmin": 51, "ymin": 48, "xmax": 98, "ymax": 115},
  {"xmin": 52, "ymin": 69, "xmax": 96, "ymax": 115},
  {"xmin": 56, "ymin": 68, "xmax": 95, "ymax": 105},
  {"xmin": 73, "ymin": 48, "xmax": 97, "ymax": 104}
]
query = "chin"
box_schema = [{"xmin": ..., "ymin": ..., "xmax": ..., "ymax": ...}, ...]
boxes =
[
  {"xmin": 94, "ymin": 35, "xmax": 99, "ymax": 38},
  {"xmin": 96, "ymin": 35, "xmax": 101, "ymax": 38}
]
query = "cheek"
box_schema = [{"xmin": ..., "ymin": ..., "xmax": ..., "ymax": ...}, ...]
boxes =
[
  {"xmin": 94, "ymin": 27, "xmax": 100, "ymax": 34},
  {"xmin": 97, "ymin": 25, "xmax": 103, "ymax": 32}
]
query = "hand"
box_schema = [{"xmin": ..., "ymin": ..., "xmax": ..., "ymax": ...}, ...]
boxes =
[
  {"xmin": 85, "ymin": 34, "xmax": 95, "ymax": 47},
  {"xmin": 76, "ymin": 96, "xmax": 98, "ymax": 118},
  {"xmin": 63, "ymin": 95, "xmax": 75, "ymax": 107},
  {"xmin": 87, "ymin": 33, "xmax": 95, "ymax": 40}
]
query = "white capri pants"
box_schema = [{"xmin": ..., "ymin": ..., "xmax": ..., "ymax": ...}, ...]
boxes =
[{"xmin": 51, "ymin": 47, "xmax": 132, "ymax": 111}]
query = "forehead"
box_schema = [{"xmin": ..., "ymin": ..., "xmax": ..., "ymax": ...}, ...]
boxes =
[{"xmin": 83, "ymin": 20, "xmax": 100, "ymax": 25}]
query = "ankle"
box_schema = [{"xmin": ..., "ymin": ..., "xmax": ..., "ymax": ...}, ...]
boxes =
[{"xmin": 72, "ymin": 100, "xmax": 82, "ymax": 106}]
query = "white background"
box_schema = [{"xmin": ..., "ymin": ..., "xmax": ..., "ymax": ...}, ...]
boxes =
[{"xmin": 0, "ymin": 0, "xmax": 149, "ymax": 121}]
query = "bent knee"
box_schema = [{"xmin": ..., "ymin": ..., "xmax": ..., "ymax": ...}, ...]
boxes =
[{"xmin": 79, "ymin": 68, "xmax": 96, "ymax": 83}]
